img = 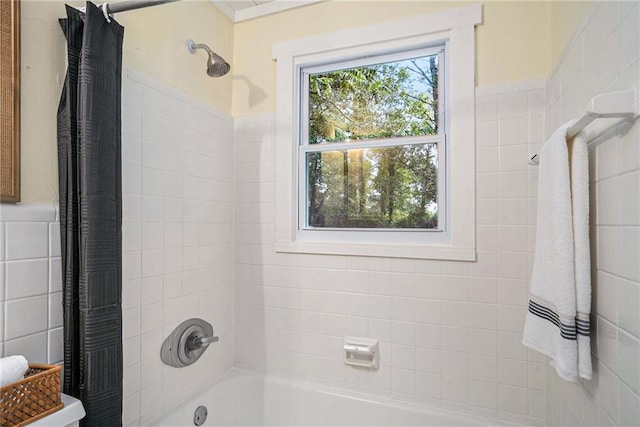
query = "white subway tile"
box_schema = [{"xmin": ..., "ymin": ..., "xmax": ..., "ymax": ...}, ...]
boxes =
[
  {"xmin": 498, "ymin": 384, "xmax": 528, "ymax": 415},
  {"xmin": 141, "ymin": 250, "xmax": 163, "ymax": 278},
  {"xmin": 442, "ymin": 326, "xmax": 468, "ymax": 353},
  {"xmin": 618, "ymin": 171, "xmax": 640, "ymax": 225},
  {"xmin": 442, "ymin": 301, "xmax": 468, "ymax": 328},
  {"xmin": 597, "ymin": 226, "xmax": 618, "ymax": 274},
  {"xmin": 470, "ymin": 380, "xmax": 498, "ymax": 409},
  {"xmin": 391, "ymin": 344, "xmax": 415, "ymax": 369},
  {"xmin": 123, "ymin": 136, "xmax": 142, "ymax": 167},
  {"xmin": 477, "ymin": 174, "xmax": 498, "ymax": 199},
  {"xmin": 5, "ymin": 222, "xmax": 48, "ymax": 260},
  {"xmin": 617, "ymin": 277, "xmax": 640, "ymax": 338},
  {"xmin": 468, "ymin": 277, "xmax": 497, "ymax": 304},
  {"xmin": 617, "ymin": 227, "xmax": 640, "ymax": 282},
  {"xmin": 497, "ymin": 278, "xmax": 528, "ymax": 307},
  {"xmin": 141, "ymin": 223, "xmax": 163, "ymax": 250},
  {"xmin": 48, "ymin": 292, "xmax": 62, "ymax": 329},
  {"xmin": 141, "ymin": 303, "xmax": 163, "ymax": 334},
  {"xmin": 123, "ymin": 364, "xmax": 141, "ymax": 398},
  {"xmin": 5, "ymin": 296, "xmax": 48, "ymax": 340},
  {"xmin": 597, "ymin": 363, "xmax": 620, "ymax": 423},
  {"xmin": 499, "ymin": 172, "xmax": 528, "ymax": 198},
  {"xmin": 415, "ymin": 371, "xmax": 442, "ymax": 399},
  {"xmin": 415, "ymin": 347, "xmax": 441, "ymax": 374},
  {"xmin": 498, "ymin": 252, "xmax": 529, "ymax": 279},
  {"xmin": 123, "ymin": 194, "xmax": 142, "ymax": 223},
  {"xmin": 4, "ymin": 331, "xmax": 48, "ymax": 363},
  {"xmin": 5, "ymin": 259, "xmax": 48, "ymax": 300},
  {"xmin": 163, "ymin": 273, "xmax": 182, "ymax": 300},
  {"xmin": 476, "ymin": 121, "xmax": 498, "ymax": 146},
  {"xmin": 140, "ymin": 382, "xmax": 162, "ymax": 421},
  {"xmin": 618, "ymin": 380, "xmax": 640, "ymax": 426},
  {"xmin": 596, "ymin": 271, "xmax": 618, "ymax": 324},
  {"xmin": 499, "ymin": 358, "xmax": 528, "ymax": 387},
  {"xmin": 415, "ymin": 323, "xmax": 442, "ymax": 349},
  {"xmin": 391, "ymin": 320, "xmax": 415, "ymax": 345},
  {"xmin": 48, "ymin": 224, "xmax": 60, "ymax": 258},
  {"xmin": 123, "ymin": 106, "xmax": 142, "ymax": 138},
  {"xmin": 442, "ymin": 375, "xmax": 468, "ymax": 404},
  {"xmin": 123, "ymin": 223, "xmax": 142, "ymax": 252},
  {"xmin": 476, "ymin": 147, "xmax": 498, "ymax": 173},
  {"xmin": 123, "ymin": 280, "xmax": 141, "ymax": 310},
  {"xmin": 469, "ymin": 303, "xmax": 497, "ymax": 330},
  {"xmin": 499, "ymin": 92, "xmax": 529, "ymax": 119},
  {"xmin": 142, "ymin": 168, "xmax": 164, "ymax": 197},
  {"xmin": 0, "ymin": 263, "xmax": 4, "ymax": 303},
  {"xmin": 49, "ymin": 258, "xmax": 62, "ymax": 293},
  {"xmin": 597, "ymin": 177, "xmax": 619, "ymax": 225},
  {"xmin": 469, "ymin": 354, "xmax": 497, "ymax": 382},
  {"xmin": 0, "ymin": 225, "xmax": 4, "ymax": 261},
  {"xmin": 618, "ymin": 330, "xmax": 640, "ymax": 394},
  {"xmin": 47, "ymin": 327, "xmax": 63, "ymax": 364},
  {"xmin": 442, "ymin": 350, "xmax": 468, "ymax": 378},
  {"xmin": 391, "ymin": 367, "xmax": 415, "ymax": 395},
  {"xmin": 123, "ymin": 163, "xmax": 142, "ymax": 195},
  {"xmin": 498, "ymin": 199, "xmax": 528, "ymax": 225},
  {"xmin": 476, "ymin": 95, "xmax": 498, "ymax": 122},
  {"xmin": 498, "ymin": 331, "xmax": 527, "ymax": 360}
]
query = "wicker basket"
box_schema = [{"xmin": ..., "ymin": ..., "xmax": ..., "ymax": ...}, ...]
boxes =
[{"xmin": 0, "ymin": 364, "xmax": 64, "ymax": 427}]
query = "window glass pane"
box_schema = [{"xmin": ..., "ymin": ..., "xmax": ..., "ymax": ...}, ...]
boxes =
[
  {"xmin": 306, "ymin": 144, "xmax": 438, "ymax": 229},
  {"xmin": 308, "ymin": 54, "xmax": 439, "ymax": 144}
]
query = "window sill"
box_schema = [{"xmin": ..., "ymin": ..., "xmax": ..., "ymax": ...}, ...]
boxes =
[{"xmin": 274, "ymin": 240, "xmax": 476, "ymax": 261}]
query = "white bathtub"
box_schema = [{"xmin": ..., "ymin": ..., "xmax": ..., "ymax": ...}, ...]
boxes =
[{"xmin": 152, "ymin": 371, "xmax": 514, "ymax": 426}]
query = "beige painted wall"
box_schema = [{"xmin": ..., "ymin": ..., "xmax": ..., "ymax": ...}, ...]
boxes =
[
  {"xmin": 549, "ymin": 1, "xmax": 593, "ymax": 67},
  {"xmin": 231, "ymin": 1, "xmax": 556, "ymax": 116},
  {"xmin": 19, "ymin": 0, "xmax": 233, "ymax": 203},
  {"xmin": 17, "ymin": 0, "xmax": 593, "ymax": 203}
]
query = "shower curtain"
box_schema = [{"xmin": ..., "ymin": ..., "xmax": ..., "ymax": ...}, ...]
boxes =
[{"xmin": 57, "ymin": 3, "xmax": 124, "ymax": 425}]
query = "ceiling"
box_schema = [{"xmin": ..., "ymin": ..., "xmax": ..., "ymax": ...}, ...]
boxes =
[{"xmin": 210, "ymin": 0, "xmax": 323, "ymax": 23}]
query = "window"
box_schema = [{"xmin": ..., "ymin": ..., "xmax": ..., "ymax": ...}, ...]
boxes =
[
  {"xmin": 273, "ymin": 5, "xmax": 481, "ymax": 260},
  {"xmin": 301, "ymin": 48, "xmax": 445, "ymax": 233}
]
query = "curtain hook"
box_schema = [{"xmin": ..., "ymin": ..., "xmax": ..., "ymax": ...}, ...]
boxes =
[{"xmin": 100, "ymin": 3, "xmax": 112, "ymax": 23}]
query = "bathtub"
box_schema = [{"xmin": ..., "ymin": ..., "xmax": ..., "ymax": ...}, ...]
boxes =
[{"xmin": 152, "ymin": 371, "xmax": 513, "ymax": 426}]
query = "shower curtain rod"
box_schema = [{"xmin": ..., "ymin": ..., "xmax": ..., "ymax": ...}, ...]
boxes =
[{"xmin": 77, "ymin": 0, "xmax": 180, "ymax": 15}]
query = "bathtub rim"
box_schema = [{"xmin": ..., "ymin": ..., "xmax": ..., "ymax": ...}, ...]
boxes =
[{"xmin": 152, "ymin": 368, "xmax": 527, "ymax": 427}]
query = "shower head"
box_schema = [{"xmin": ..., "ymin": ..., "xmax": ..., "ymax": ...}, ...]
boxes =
[{"xmin": 186, "ymin": 39, "xmax": 230, "ymax": 78}]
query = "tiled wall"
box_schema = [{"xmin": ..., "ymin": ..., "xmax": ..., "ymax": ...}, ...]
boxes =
[
  {"xmin": 233, "ymin": 80, "xmax": 547, "ymax": 424},
  {"xmin": 120, "ymin": 69, "xmax": 235, "ymax": 426},
  {"xmin": 544, "ymin": 2, "xmax": 640, "ymax": 426},
  {"xmin": 0, "ymin": 204, "xmax": 62, "ymax": 365}
]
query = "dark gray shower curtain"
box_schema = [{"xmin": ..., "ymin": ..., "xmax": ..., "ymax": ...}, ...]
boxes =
[{"xmin": 57, "ymin": 3, "xmax": 124, "ymax": 425}]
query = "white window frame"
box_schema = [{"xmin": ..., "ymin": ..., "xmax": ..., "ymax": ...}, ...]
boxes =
[{"xmin": 272, "ymin": 4, "xmax": 482, "ymax": 261}]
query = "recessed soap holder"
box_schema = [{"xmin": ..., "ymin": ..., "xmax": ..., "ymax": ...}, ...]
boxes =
[
  {"xmin": 343, "ymin": 337, "xmax": 379, "ymax": 369},
  {"xmin": 161, "ymin": 318, "xmax": 219, "ymax": 368}
]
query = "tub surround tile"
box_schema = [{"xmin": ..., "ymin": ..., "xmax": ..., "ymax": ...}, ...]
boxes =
[
  {"xmin": 543, "ymin": 3, "xmax": 640, "ymax": 426},
  {"xmin": 236, "ymin": 83, "xmax": 545, "ymax": 425},
  {"xmin": 121, "ymin": 70, "xmax": 235, "ymax": 425},
  {"xmin": 5, "ymin": 223, "xmax": 48, "ymax": 261},
  {"xmin": 0, "ymin": 206, "xmax": 62, "ymax": 367}
]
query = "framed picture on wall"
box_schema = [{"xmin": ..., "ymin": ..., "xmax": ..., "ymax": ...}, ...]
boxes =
[{"xmin": 1, "ymin": 0, "xmax": 20, "ymax": 202}]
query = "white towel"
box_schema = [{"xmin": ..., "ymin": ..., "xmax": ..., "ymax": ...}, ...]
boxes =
[
  {"xmin": 0, "ymin": 355, "xmax": 29, "ymax": 387},
  {"xmin": 570, "ymin": 132, "xmax": 592, "ymax": 380},
  {"xmin": 523, "ymin": 121, "xmax": 592, "ymax": 382}
]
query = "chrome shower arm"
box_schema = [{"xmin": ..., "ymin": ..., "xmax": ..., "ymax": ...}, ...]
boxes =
[{"xmin": 187, "ymin": 40, "xmax": 214, "ymax": 56}]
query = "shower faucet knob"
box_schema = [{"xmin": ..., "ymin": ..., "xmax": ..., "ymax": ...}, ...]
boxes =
[
  {"xmin": 188, "ymin": 335, "xmax": 219, "ymax": 351},
  {"xmin": 160, "ymin": 318, "xmax": 219, "ymax": 367}
]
